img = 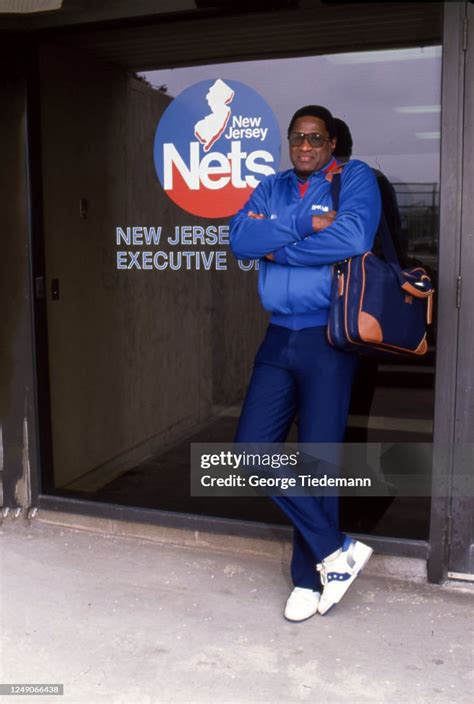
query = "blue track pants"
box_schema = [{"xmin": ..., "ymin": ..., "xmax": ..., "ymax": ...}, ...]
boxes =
[{"xmin": 235, "ymin": 324, "xmax": 358, "ymax": 590}]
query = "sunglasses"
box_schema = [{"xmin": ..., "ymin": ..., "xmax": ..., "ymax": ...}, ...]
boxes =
[{"xmin": 288, "ymin": 132, "xmax": 331, "ymax": 148}]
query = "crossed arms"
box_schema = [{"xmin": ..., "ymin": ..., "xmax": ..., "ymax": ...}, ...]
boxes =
[{"xmin": 229, "ymin": 162, "xmax": 381, "ymax": 267}]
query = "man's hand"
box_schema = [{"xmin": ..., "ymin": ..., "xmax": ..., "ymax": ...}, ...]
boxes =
[
  {"xmin": 312, "ymin": 210, "xmax": 337, "ymax": 232},
  {"xmin": 248, "ymin": 207, "xmax": 337, "ymax": 262}
]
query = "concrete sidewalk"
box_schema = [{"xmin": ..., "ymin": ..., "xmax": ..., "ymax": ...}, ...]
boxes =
[{"xmin": 0, "ymin": 520, "xmax": 472, "ymax": 704}]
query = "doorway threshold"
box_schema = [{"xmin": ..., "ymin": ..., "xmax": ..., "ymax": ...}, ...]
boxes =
[{"xmin": 34, "ymin": 494, "xmax": 429, "ymax": 583}]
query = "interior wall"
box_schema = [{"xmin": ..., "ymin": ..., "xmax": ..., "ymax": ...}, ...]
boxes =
[
  {"xmin": 211, "ymin": 266, "xmax": 266, "ymax": 407},
  {"xmin": 40, "ymin": 44, "xmax": 211, "ymax": 486},
  {"xmin": 40, "ymin": 44, "xmax": 266, "ymax": 487}
]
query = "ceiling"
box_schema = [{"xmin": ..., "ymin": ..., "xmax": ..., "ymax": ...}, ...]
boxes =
[{"xmin": 1, "ymin": 1, "xmax": 443, "ymax": 72}]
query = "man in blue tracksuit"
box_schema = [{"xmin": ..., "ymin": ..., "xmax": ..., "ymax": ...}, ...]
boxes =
[{"xmin": 230, "ymin": 105, "xmax": 381, "ymax": 621}]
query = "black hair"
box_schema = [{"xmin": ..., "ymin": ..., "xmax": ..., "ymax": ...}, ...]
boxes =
[
  {"xmin": 333, "ymin": 118, "xmax": 353, "ymax": 158},
  {"xmin": 333, "ymin": 117, "xmax": 353, "ymax": 158},
  {"xmin": 287, "ymin": 105, "xmax": 336, "ymax": 139}
]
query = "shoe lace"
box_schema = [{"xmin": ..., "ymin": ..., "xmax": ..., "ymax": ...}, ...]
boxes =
[{"xmin": 316, "ymin": 563, "xmax": 327, "ymax": 587}]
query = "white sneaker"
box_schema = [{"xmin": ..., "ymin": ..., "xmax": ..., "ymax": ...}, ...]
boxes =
[
  {"xmin": 317, "ymin": 537, "xmax": 373, "ymax": 615},
  {"xmin": 284, "ymin": 587, "xmax": 321, "ymax": 622}
]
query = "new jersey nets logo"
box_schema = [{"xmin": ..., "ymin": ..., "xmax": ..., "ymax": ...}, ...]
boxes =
[{"xmin": 154, "ymin": 79, "xmax": 281, "ymax": 218}]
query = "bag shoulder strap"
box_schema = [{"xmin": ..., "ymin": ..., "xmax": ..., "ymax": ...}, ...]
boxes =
[{"xmin": 330, "ymin": 170, "xmax": 342, "ymax": 210}]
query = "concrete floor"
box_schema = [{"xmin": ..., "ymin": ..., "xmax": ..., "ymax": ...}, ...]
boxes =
[{"xmin": 1, "ymin": 520, "xmax": 472, "ymax": 704}]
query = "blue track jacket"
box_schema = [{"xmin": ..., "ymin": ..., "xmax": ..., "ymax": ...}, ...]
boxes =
[{"xmin": 229, "ymin": 157, "xmax": 381, "ymax": 329}]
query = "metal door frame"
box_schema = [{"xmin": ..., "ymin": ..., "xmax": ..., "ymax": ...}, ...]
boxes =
[
  {"xmin": 4, "ymin": 2, "xmax": 469, "ymax": 579},
  {"xmin": 428, "ymin": 1, "xmax": 472, "ymax": 582},
  {"xmin": 447, "ymin": 0, "xmax": 474, "ymax": 578}
]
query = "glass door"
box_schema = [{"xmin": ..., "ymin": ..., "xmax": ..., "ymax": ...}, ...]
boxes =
[{"xmin": 39, "ymin": 41, "xmax": 442, "ymax": 544}]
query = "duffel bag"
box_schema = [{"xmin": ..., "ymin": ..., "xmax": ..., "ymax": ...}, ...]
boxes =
[{"xmin": 327, "ymin": 172, "xmax": 434, "ymax": 356}]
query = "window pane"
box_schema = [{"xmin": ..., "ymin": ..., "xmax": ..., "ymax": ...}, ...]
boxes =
[{"xmin": 42, "ymin": 45, "xmax": 441, "ymax": 540}]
